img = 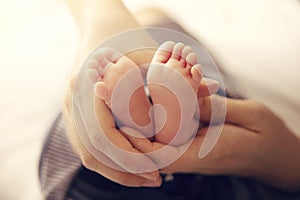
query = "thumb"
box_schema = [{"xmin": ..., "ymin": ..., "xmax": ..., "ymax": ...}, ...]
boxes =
[
  {"xmin": 199, "ymin": 95, "xmax": 261, "ymax": 130},
  {"xmin": 197, "ymin": 78, "xmax": 220, "ymax": 98}
]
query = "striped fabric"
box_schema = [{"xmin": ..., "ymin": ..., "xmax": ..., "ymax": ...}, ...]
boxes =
[{"xmin": 39, "ymin": 114, "xmax": 81, "ymax": 200}]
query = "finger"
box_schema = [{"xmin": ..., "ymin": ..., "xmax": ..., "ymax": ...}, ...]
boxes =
[
  {"xmin": 162, "ymin": 124, "xmax": 258, "ymax": 175},
  {"xmin": 122, "ymin": 128, "xmax": 165, "ymax": 153},
  {"xmin": 68, "ymin": 93, "xmax": 159, "ymax": 179},
  {"xmin": 76, "ymin": 133, "xmax": 162, "ymax": 187},
  {"xmin": 198, "ymin": 95, "xmax": 227, "ymax": 125},
  {"xmin": 81, "ymin": 147, "xmax": 162, "ymax": 187},
  {"xmin": 63, "ymin": 73, "xmax": 78, "ymax": 114},
  {"xmin": 95, "ymin": 127, "xmax": 159, "ymax": 173},
  {"xmin": 64, "ymin": 110, "xmax": 161, "ymax": 184},
  {"xmin": 63, "ymin": 109, "xmax": 125, "ymax": 173},
  {"xmin": 197, "ymin": 78, "xmax": 220, "ymax": 98},
  {"xmin": 121, "ymin": 127, "xmax": 184, "ymax": 168},
  {"xmin": 92, "ymin": 96, "xmax": 160, "ymax": 175},
  {"xmin": 199, "ymin": 95, "xmax": 267, "ymax": 131},
  {"xmin": 94, "ymin": 93, "xmax": 116, "ymax": 130}
]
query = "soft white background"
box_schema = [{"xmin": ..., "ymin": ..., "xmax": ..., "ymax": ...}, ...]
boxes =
[{"xmin": 0, "ymin": 0, "xmax": 299, "ymax": 199}]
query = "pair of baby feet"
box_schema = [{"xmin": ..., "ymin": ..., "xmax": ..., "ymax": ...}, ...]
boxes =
[{"xmin": 87, "ymin": 41, "xmax": 205, "ymax": 146}]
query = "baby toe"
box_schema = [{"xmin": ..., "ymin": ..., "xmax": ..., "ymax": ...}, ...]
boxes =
[
  {"xmin": 152, "ymin": 41, "xmax": 175, "ymax": 64},
  {"xmin": 181, "ymin": 45, "xmax": 193, "ymax": 61},
  {"xmin": 186, "ymin": 52, "xmax": 198, "ymax": 67},
  {"xmin": 191, "ymin": 64, "xmax": 203, "ymax": 83},
  {"xmin": 171, "ymin": 42, "xmax": 185, "ymax": 61},
  {"xmin": 87, "ymin": 68, "xmax": 99, "ymax": 84},
  {"xmin": 96, "ymin": 53, "xmax": 111, "ymax": 68},
  {"xmin": 96, "ymin": 47, "xmax": 121, "ymax": 63},
  {"xmin": 87, "ymin": 59, "xmax": 99, "ymax": 69},
  {"xmin": 86, "ymin": 59, "xmax": 102, "ymax": 82}
]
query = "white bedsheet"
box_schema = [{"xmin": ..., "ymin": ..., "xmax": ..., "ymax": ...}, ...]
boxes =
[
  {"xmin": 0, "ymin": 0, "xmax": 299, "ymax": 199},
  {"xmin": 0, "ymin": 1, "xmax": 78, "ymax": 199}
]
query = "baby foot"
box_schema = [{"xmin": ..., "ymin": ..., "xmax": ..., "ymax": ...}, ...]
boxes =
[
  {"xmin": 147, "ymin": 41, "xmax": 203, "ymax": 145},
  {"xmin": 86, "ymin": 48, "xmax": 153, "ymax": 137}
]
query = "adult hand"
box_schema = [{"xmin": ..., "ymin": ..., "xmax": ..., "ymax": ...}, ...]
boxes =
[
  {"xmin": 63, "ymin": 67, "xmax": 165, "ymax": 187},
  {"xmin": 63, "ymin": 0, "xmax": 224, "ymax": 188},
  {"xmin": 63, "ymin": 0, "xmax": 167, "ymax": 186},
  {"xmin": 126, "ymin": 95, "xmax": 300, "ymax": 190}
]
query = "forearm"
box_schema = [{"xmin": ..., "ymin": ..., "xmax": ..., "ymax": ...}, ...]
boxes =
[
  {"xmin": 65, "ymin": 0, "xmax": 156, "ymax": 66},
  {"xmin": 66, "ymin": 0, "xmax": 140, "ymax": 36}
]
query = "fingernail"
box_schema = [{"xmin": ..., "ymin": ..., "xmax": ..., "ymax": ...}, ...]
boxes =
[
  {"xmin": 204, "ymin": 78, "xmax": 219, "ymax": 93},
  {"xmin": 141, "ymin": 180, "xmax": 161, "ymax": 187},
  {"xmin": 139, "ymin": 173, "xmax": 157, "ymax": 181}
]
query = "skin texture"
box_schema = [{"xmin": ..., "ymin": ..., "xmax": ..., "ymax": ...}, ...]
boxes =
[
  {"xmin": 87, "ymin": 48, "xmax": 152, "ymax": 131},
  {"xmin": 148, "ymin": 41, "xmax": 203, "ymax": 145},
  {"xmin": 63, "ymin": 0, "xmax": 300, "ymax": 190}
]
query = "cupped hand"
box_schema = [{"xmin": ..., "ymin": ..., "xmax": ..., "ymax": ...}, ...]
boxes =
[
  {"xmin": 63, "ymin": 48, "xmax": 163, "ymax": 187},
  {"xmin": 63, "ymin": 54, "xmax": 217, "ymax": 188},
  {"xmin": 126, "ymin": 95, "xmax": 300, "ymax": 190}
]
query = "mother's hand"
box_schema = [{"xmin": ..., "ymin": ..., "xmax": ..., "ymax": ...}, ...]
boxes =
[
  {"xmin": 62, "ymin": 52, "xmax": 217, "ymax": 187},
  {"xmin": 127, "ymin": 95, "xmax": 300, "ymax": 190},
  {"xmin": 63, "ymin": 62, "xmax": 162, "ymax": 187}
]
